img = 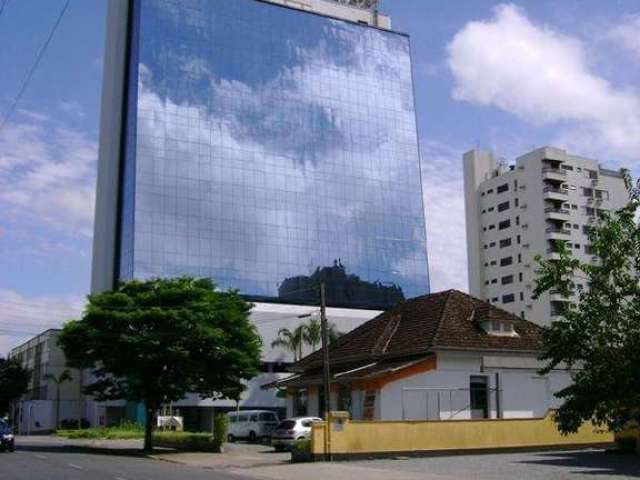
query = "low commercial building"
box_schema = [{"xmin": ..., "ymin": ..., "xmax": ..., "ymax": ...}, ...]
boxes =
[
  {"xmin": 266, "ymin": 290, "xmax": 575, "ymax": 421},
  {"xmin": 9, "ymin": 330, "xmax": 105, "ymax": 433}
]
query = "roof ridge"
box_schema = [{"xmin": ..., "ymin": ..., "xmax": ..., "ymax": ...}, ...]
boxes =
[{"xmin": 430, "ymin": 289, "xmax": 455, "ymax": 347}]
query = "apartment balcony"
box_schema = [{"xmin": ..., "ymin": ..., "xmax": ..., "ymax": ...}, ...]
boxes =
[
  {"xmin": 546, "ymin": 227, "xmax": 571, "ymax": 241},
  {"xmin": 541, "ymin": 167, "xmax": 566, "ymax": 183},
  {"xmin": 550, "ymin": 293, "xmax": 571, "ymax": 302},
  {"xmin": 544, "ymin": 207, "xmax": 570, "ymax": 221},
  {"xmin": 546, "ymin": 248, "xmax": 562, "ymax": 261},
  {"xmin": 543, "ymin": 186, "xmax": 568, "ymax": 201}
]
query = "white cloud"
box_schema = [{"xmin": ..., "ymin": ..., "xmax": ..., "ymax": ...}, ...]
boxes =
[
  {"xmin": 610, "ymin": 14, "xmax": 640, "ymax": 58},
  {"xmin": 446, "ymin": 4, "xmax": 640, "ymax": 161},
  {"xmin": 0, "ymin": 111, "xmax": 97, "ymax": 237},
  {"xmin": 59, "ymin": 100, "xmax": 86, "ymax": 118},
  {"xmin": 421, "ymin": 140, "xmax": 468, "ymax": 292},
  {"xmin": 0, "ymin": 290, "xmax": 84, "ymax": 356}
]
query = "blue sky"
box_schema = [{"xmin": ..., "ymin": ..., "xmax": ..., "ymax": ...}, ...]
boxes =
[{"xmin": 1, "ymin": 0, "xmax": 639, "ymax": 354}]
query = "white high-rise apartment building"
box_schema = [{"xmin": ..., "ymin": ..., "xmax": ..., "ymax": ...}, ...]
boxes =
[{"xmin": 464, "ymin": 146, "xmax": 627, "ymax": 326}]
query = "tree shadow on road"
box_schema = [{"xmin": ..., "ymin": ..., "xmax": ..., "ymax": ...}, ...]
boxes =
[
  {"xmin": 16, "ymin": 444, "xmax": 169, "ymax": 458},
  {"xmin": 517, "ymin": 450, "xmax": 640, "ymax": 477}
]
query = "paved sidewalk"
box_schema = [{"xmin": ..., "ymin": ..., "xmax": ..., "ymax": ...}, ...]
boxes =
[{"xmin": 152, "ymin": 443, "xmax": 290, "ymax": 469}]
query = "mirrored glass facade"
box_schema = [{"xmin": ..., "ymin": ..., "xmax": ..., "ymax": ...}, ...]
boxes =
[{"xmin": 118, "ymin": 0, "xmax": 430, "ymax": 309}]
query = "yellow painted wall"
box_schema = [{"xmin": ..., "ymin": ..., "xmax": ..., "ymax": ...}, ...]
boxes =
[{"xmin": 311, "ymin": 411, "xmax": 613, "ymax": 455}]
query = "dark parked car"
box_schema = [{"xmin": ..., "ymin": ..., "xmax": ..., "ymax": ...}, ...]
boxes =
[{"xmin": 0, "ymin": 420, "xmax": 15, "ymax": 452}]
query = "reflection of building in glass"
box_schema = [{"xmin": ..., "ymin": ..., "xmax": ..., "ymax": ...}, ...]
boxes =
[
  {"xmin": 278, "ymin": 261, "xmax": 404, "ymax": 309},
  {"xmin": 93, "ymin": 0, "xmax": 429, "ymax": 311}
]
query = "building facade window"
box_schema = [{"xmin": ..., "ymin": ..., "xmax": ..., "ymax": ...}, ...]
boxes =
[
  {"xmin": 497, "ymin": 184, "xmax": 509, "ymax": 194},
  {"xmin": 497, "ymin": 201, "xmax": 510, "ymax": 212},
  {"xmin": 500, "ymin": 256, "xmax": 513, "ymax": 266},
  {"xmin": 501, "ymin": 275, "xmax": 513, "ymax": 285},
  {"xmin": 498, "ymin": 219, "xmax": 511, "ymax": 230},
  {"xmin": 502, "ymin": 294, "xmax": 515, "ymax": 303},
  {"xmin": 499, "ymin": 238, "xmax": 511, "ymax": 248}
]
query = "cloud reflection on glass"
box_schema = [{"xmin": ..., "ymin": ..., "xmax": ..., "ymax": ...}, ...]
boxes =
[{"xmin": 118, "ymin": 0, "xmax": 430, "ymax": 309}]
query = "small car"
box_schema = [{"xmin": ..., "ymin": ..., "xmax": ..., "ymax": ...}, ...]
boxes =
[
  {"xmin": 270, "ymin": 416, "xmax": 322, "ymax": 451},
  {"xmin": 0, "ymin": 420, "xmax": 14, "ymax": 453},
  {"xmin": 227, "ymin": 410, "xmax": 279, "ymax": 442}
]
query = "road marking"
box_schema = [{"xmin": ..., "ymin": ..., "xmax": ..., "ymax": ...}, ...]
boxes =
[
  {"xmin": 67, "ymin": 463, "xmax": 83, "ymax": 470},
  {"xmin": 34, "ymin": 454, "xmax": 48, "ymax": 459}
]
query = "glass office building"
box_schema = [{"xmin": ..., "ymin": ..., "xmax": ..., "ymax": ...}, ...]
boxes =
[{"xmin": 95, "ymin": 0, "xmax": 429, "ymax": 310}]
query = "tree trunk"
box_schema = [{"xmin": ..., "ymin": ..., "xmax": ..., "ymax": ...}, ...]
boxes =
[
  {"xmin": 56, "ymin": 385, "xmax": 60, "ymax": 431},
  {"xmin": 143, "ymin": 401, "xmax": 156, "ymax": 452}
]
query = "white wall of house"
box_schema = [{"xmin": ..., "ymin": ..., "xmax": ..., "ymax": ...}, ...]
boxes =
[{"xmin": 379, "ymin": 352, "xmax": 573, "ymax": 421}]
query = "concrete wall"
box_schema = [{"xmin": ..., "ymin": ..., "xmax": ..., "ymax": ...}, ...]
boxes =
[{"xmin": 310, "ymin": 411, "xmax": 613, "ymax": 457}]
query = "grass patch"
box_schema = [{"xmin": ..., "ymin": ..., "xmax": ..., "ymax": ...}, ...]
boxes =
[{"xmin": 56, "ymin": 425, "xmax": 219, "ymax": 450}]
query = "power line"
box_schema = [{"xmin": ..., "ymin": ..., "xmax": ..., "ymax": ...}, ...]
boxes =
[{"xmin": 0, "ymin": 0, "xmax": 70, "ymax": 134}]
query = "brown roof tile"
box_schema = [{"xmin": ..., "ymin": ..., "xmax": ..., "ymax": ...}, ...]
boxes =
[{"xmin": 295, "ymin": 290, "xmax": 543, "ymax": 370}]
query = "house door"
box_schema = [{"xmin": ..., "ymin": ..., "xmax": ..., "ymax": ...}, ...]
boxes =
[{"xmin": 470, "ymin": 375, "xmax": 489, "ymax": 419}]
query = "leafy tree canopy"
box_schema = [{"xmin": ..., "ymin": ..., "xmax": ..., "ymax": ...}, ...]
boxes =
[
  {"xmin": 58, "ymin": 277, "xmax": 262, "ymax": 450},
  {"xmin": 0, "ymin": 357, "xmax": 30, "ymax": 417},
  {"xmin": 534, "ymin": 170, "xmax": 640, "ymax": 434}
]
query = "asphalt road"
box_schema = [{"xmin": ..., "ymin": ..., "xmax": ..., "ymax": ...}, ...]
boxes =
[{"xmin": 0, "ymin": 446, "xmax": 245, "ymax": 480}]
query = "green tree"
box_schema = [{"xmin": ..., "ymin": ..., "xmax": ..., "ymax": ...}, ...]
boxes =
[
  {"xmin": 271, "ymin": 325, "xmax": 305, "ymax": 361},
  {"xmin": 57, "ymin": 277, "xmax": 262, "ymax": 452},
  {"xmin": 303, "ymin": 318, "xmax": 322, "ymax": 351},
  {"xmin": 534, "ymin": 170, "xmax": 640, "ymax": 436},
  {"xmin": 0, "ymin": 357, "xmax": 30, "ymax": 417},
  {"xmin": 43, "ymin": 369, "xmax": 72, "ymax": 430}
]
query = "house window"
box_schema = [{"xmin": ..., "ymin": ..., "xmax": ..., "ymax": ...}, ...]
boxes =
[
  {"xmin": 584, "ymin": 207, "xmax": 595, "ymax": 216},
  {"xmin": 488, "ymin": 206, "xmax": 495, "ymax": 212},
  {"xmin": 489, "ymin": 242, "xmax": 496, "ymax": 247},
  {"xmin": 518, "ymin": 272, "xmax": 523, "ymax": 282},
  {"xmin": 489, "ymin": 224, "xmax": 495, "ymax": 230},
  {"xmin": 583, "ymin": 225, "xmax": 591, "ymax": 235},
  {"xmin": 595, "ymin": 190, "xmax": 609, "ymax": 200},
  {"xmin": 582, "ymin": 187, "xmax": 593, "ymax": 197},
  {"xmin": 498, "ymin": 219, "xmax": 511, "ymax": 230},
  {"xmin": 500, "ymin": 256, "xmax": 513, "ymax": 266},
  {"xmin": 487, "ymin": 188, "xmax": 494, "ymax": 194},
  {"xmin": 514, "ymin": 180, "xmax": 518, "ymax": 189},
  {"xmin": 491, "ymin": 279, "xmax": 497, "ymax": 284},
  {"xmin": 337, "ymin": 384, "xmax": 351, "ymax": 414},
  {"xmin": 515, "ymin": 215, "xmax": 520, "ymax": 226},
  {"xmin": 470, "ymin": 376, "xmax": 489, "ymax": 419},
  {"xmin": 497, "ymin": 201, "xmax": 510, "ymax": 212},
  {"xmin": 502, "ymin": 294, "xmax": 515, "ymax": 303},
  {"xmin": 295, "ymin": 388, "xmax": 308, "ymax": 417},
  {"xmin": 585, "ymin": 245, "xmax": 594, "ymax": 255},
  {"xmin": 501, "ymin": 275, "xmax": 513, "ymax": 285},
  {"xmin": 519, "ymin": 292, "xmax": 524, "ymax": 301},
  {"xmin": 515, "ymin": 198, "xmax": 519, "ymax": 207},
  {"xmin": 497, "ymin": 184, "xmax": 509, "ymax": 194},
  {"xmin": 517, "ymin": 234, "xmax": 521, "ymax": 244}
]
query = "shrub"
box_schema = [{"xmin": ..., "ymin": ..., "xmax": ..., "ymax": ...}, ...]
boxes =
[
  {"xmin": 56, "ymin": 423, "xmax": 145, "ymax": 440},
  {"xmin": 213, "ymin": 413, "xmax": 228, "ymax": 449},
  {"xmin": 153, "ymin": 431, "xmax": 217, "ymax": 451},
  {"xmin": 60, "ymin": 418, "xmax": 90, "ymax": 430},
  {"xmin": 291, "ymin": 439, "xmax": 312, "ymax": 463}
]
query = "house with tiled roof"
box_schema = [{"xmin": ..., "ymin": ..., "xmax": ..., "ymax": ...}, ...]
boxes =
[{"xmin": 264, "ymin": 290, "xmax": 574, "ymax": 421}]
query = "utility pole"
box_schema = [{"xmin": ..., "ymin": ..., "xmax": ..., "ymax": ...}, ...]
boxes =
[{"xmin": 319, "ymin": 281, "xmax": 332, "ymax": 461}]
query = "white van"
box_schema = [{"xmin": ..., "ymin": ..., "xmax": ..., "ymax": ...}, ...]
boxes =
[{"xmin": 227, "ymin": 410, "xmax": 279, "ymax": 442}]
